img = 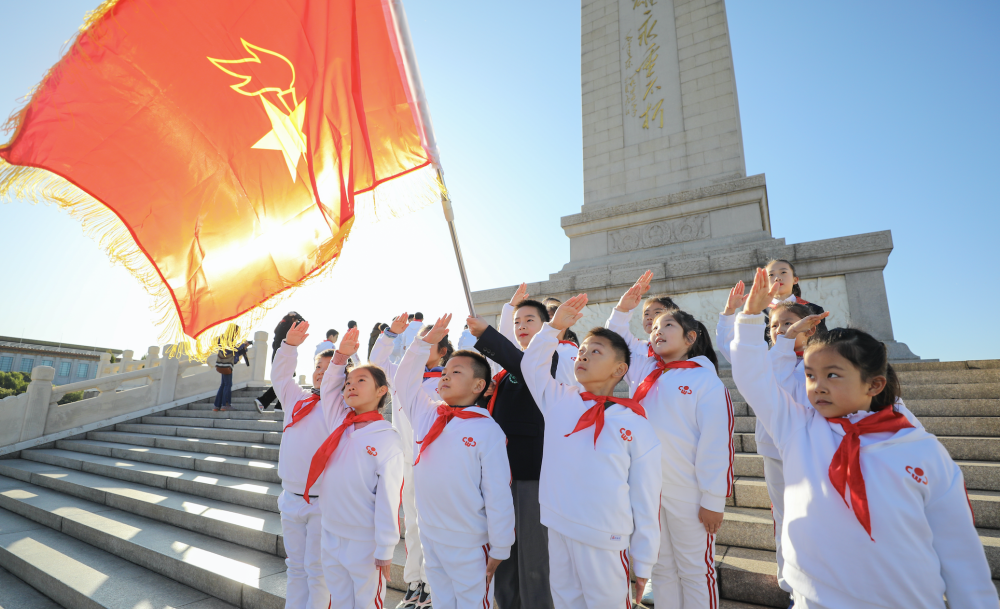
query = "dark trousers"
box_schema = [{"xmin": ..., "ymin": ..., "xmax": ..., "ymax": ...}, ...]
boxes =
[
  {"xmin": 494, "ymin": 479, "xmax": 554, "ymax": 609},
  {"xmin": 214, "ymin": 373, "xmax": 233, "ymax": 408}
]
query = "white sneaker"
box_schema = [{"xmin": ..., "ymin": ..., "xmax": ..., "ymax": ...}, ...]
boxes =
[
  {"xmin": 414, "ymin": 582, "xmax": 432, "ymax": 608},
  {"xmin": 641, "ymin": 579, "xmax": 654, "ymax": 606}
]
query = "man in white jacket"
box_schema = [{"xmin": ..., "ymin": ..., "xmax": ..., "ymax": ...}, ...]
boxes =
[
  {"xmin": 519, "ymin": 294, "xmax": 662, "ymax": 609},
  {"xmin": 395, "ymin": 314, "xmax": 516, "ymax": 609}
]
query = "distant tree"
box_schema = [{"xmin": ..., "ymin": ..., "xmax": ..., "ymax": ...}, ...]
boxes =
[
  {"xmin": 58, "ymin": 390, "xmax": 85, "ymax": 405},
  {"xmin": 0, "ymin": 371, "xmax": 30, "ymax": 399}
]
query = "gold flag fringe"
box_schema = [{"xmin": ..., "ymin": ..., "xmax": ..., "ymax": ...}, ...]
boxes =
[{"xmin": 0, "ymin": 160, "xmax": 442, "ymax": 361}]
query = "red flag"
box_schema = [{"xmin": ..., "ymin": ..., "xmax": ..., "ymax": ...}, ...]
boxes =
[{"xmin": 0, "ymin": 0, "xmax": 437, "ymax": 355}]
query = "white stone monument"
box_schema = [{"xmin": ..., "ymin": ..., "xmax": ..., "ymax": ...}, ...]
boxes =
[{"xmin": 472, "ymin": 0, "xmax": 920, "ymax": 361}]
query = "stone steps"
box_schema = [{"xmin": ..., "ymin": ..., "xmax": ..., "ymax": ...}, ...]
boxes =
[
  {"xmin": 0, "ymin": 478, "xmax": 287, "ymax": 608},
  {"xmin": 163, "ymin": 410, "xmax": 283, "ymax": 421},
  {"xmin": 115, "ymin": 422, "xmax": 282, "ymax": 445},
  {"xmin": 85, "ymin": 430, "xmax": 280, "ymax": 461},
  {"xmin": 53, "ymin": 439, "xmax": 280, "ymax": 484},
  {"xmin": 0, "ymin": 505, "xmax": 237, "ymax": 609},
  {"xmin": 733, "ymin": 432, "xmax": 1000, "ymax": 463},
  {"xmin": 0, "ymin": 459, "xmax": 284, "ymax": 556},
  {"xmin": 732, "ymin": 414, "xmax": 1000, "ymax": 438},
  {"xmin": 139, "ymin": 416, "xmax": 284, "ymax": 433},
  {"xmin": 0, "ymin": 563, "xmax": 67, "ymax": 609},
  {"xmin": 15, "ymin": 448, "xmax": 283, "ymax": 513}
]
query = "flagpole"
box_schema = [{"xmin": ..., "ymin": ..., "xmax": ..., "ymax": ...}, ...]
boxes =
[{"xmin": 388, "ymin": 0, "xmax": 477, "ymax": 317}]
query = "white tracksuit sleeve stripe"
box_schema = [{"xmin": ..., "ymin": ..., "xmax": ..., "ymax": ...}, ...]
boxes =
[
  {"xmin": 480, "ymin": 441, "xmax": 515, "ymax": 560},
  {"xmin": 730, "ymin": 314, "xmax": 810, "ymax": 452},
  {"xmin": 926, "ymin": 463, "xmax": 997, "ymax": 606},
  {"xmin": 368, "ymin": 333, "xmax": 399, "ymax": 379},
  {"xmin": 499, "ymin": 303, "xmax": 519, "ymax": 348},
  {"xmin": 627, "ymin": 443, "xmax": 662, "ymax": 579},
  {"xmin": 374, "ymin": 450, "xmax": 405, "ymax": 560},
  {"xmin": 272, "ymin": 342, "xmax": 309, "ymax": 428},
  {"xmin": 694, "ymin": 380, "xmax": 735, "ymax": 511},
  {"xmin": 715, "ymin": 313, "xmax": 736, "ymax": 365},
  {"xmin": 394, "ymin": 339, "xmax": 439, "ymax": 446},
  {"xmin": 605, "ymin": 308, "xmax": 647, "ymax": 387},
  {"xmin": 521, "ymin": 324, "xmax": 576, "ymax": 415}
]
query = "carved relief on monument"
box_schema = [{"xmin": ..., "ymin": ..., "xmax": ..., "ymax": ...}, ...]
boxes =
[{"xmin": 608, "ymin": 214, "xmax": 709, "ymax": 254}]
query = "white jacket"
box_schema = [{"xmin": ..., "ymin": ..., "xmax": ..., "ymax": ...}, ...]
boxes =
[
  {"xmin": 731, "ymin": 314, "xmax": 996, "ymax": 608},
  {"xmin": 718, "ymin": 314, "xmax": 923, "ymax": 460},
  {"xmin": 395, "ymin": 337, "xmax": 515, "ymax": 559},
  {"xmin": 607, "ymin": 309, "xmax": 734, "ymax": 511},
  {"xmin": 498, "ymin": 302, "xmax": 581, "ymax": 388},
  {"xmin": 272, "ymin": 342, "xmax": 329, "ymax": 495},
  {"xmin": 369, "ymin": 332, "xmax": 441, "ymax": 461},
  {"xmin": 317, "ymin": 361, "xmax": 405, "ymax": 561},
  {"xmin": 522, "ymin": 324, "xmax": 662, "ymax": 578}
]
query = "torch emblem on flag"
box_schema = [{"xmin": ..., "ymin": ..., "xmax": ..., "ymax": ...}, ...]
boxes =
[{"xmin": 209, "ymin": 40, "xmax": 307, "ymax": 182}]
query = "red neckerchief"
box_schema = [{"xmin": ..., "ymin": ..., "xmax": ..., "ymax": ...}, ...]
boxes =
[
  {"xmin": 486, "ymin": 370, "xmax": 507, "ymax": 415},
  {"xmin": 558, "ymin": 340, "xmax": 578, "ymax": 347},
  {"xmin": 826, "ymin": 408, "xmax": 914, "ymax": 540},
  {"xmin": 423, "ymin": 371, "xmax": 443, "ymax": 379},
  {"xmin": 566, "ymin": 392, "xmax": 647, "ymax": 447},
  {"xmin": 283, "ymin": 394, "xmax": 320, "ymax": 432},
  {"xmin": 795, "ymin": 351, "xmax": 804, "ymax": 357},
  {"xmin": 414, "ymin": 404, "xmax": 488, "ymax": 464},
  {"xmin": 303, "ymin": 409, "xmax": 384, "ymax": 502},
  {"xmin": 632, "ymin": 352, "xmax": 702, "ymax": 402}
]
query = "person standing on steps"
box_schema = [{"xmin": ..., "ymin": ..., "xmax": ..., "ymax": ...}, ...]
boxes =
[
  {"xmin": 256, "ymin": 312, "xmax": 306, "ymax": 413},
  {"xmin": 213, "ymin": 324, "xmax": 251, "ymax": 412}
]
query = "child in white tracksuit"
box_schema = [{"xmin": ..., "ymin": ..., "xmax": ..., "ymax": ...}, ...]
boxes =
[
  {"xmin": 369, "ymin": 313, "xmax": 450, "ymax": 603},
  {"xmin": 718, "ymin": 292, "xmax": 922, "ymax": 599},
  {"xmin": 307, "ymin": 330, "xmax": 405, "ymax": 609},
  {"xmin": 395, "ymin": 319, "xmax": 515, "ymax": 609},
  {"xmin": 729, "ymin": 268, "xmax": 995, "ymax": 608},
  {"xmin": 270, "ymin": 323, "xmax": 332, "ymax": 609},
  {"xmin": 496, "ymin": 284, "xmax": 580, "ymax": 388},
  {"xmin": 607, "ymin": 285, "xmax": 733, "ymax": 609},
  {"xmin": 521, "ymin": 312, "xmax": 661, "ymax": 609}
]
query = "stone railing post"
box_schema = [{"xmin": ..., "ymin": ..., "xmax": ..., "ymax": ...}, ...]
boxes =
[
  {"xmin": 156, "ymin": 357, "xmax": 180, "ymax": 404},
  {"xmin": 21, "ymin": 366, "xmax": 55, "ymax": 442},
  {"xmin": 120, "ymin": 350, "xmax": 134, "ymax": 373},
  {"xmin": 97, "ymin": 353, "xmax": 111, "ymax": 378},
  {"xmin": 145, "ymin": 346, "xmax": 160, "ymax": 368},
  {"xmin": 252, "ymin": 331, "xmax": 268, "ymax": 381}
]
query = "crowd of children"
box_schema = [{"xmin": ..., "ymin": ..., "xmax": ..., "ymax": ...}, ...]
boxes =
[{"xmin": 264, "ymin": 258, "xmax": 995, "ymax": 609}]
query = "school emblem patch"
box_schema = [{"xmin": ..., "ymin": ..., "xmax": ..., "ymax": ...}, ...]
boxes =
[
  {"xmin": 906, "ymin": 465, "xmax": 928, "ymax": 485},
  {"xmin": 463, "ymin": 437, "xmax": 477, "ymax": 447},
  {"xmin": 620, "ymin": 428, "xmax": 632, "ymax": 442},
  {"xmin": 366, "ymin": 446, "xmax": 377, "ymax": 456},
  {"xmin": 679, "ymin": 385, "xmax": 692, "ymax": 395}
]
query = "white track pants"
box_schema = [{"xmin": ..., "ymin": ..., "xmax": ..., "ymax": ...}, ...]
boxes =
[
  {"xmin": 421, "ymin": 536, "xmax": 494, "ymax": 609},
  {"xmin": 321, "ymin": 529, "xmax": 386, "ymax": 609},
  {"xmin": 547, "ymin": 529, "xmax": 631, "ymax": 609},
  {"xmin": 762, "ymin": 455, "xmax": 792, "ymax": 594},
  {"xmin": 278, "ymin": 491, "xmax": 329, "ymax": 609},
  {"xmin": 401, "ymin": 462, "xmax": 428, "ymax": 585},
  {"xmin": 651, "ymin": 497, "xmax": 719, "ymax": 609}
]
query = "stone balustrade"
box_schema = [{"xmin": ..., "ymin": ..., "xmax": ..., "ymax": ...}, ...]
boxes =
[{"xmin": 0, "ymin": 331, "xmax": 270, "ymax": 452}]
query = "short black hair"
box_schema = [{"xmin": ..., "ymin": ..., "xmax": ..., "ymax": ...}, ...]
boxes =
[
  {"xmin": 583, "ymin": 327, "xmax": 631, "ymax": 367},
  {"xmin": 514, "ymin": 299, "xmax": 550, "ymax": 323},
  {"xmin": 408, "ymin": 314, "xmax": 415, "ymax": 321},
  {"xmin": 450, "ymin": 349, "xmax": 492, "ymax": 400},
  {"xmin": 316, "ymin": 348, "xmax": 335, "ymax": 363},
  {"xmin": 347, "ymin": 320, "xmax": 357, "ymax": 329},
  {"xmin": 414, "ymin": 312, "xmax": 424, "ymax": 320},
  {"xmin": 326, "ymin": 329, "xmax": 338, "ymax": 340},
  {"xmin": 644, "ymin": 295, "xmax": 678, "ymax": 311}
]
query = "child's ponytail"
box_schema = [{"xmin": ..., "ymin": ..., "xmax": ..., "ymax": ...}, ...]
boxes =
[{"xmin": 806, "ymin": 328, "xmax": 901, "ymax": 411}]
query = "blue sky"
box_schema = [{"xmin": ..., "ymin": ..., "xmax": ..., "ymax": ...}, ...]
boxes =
[{"xmin": 0, "ymin": 0, "xmax": 997, "ymax": 372}]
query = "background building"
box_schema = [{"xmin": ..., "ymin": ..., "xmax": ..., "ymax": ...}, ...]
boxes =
[{"xmin": 0, "ymin": 336, "xmax": 122, "ymax": 384}]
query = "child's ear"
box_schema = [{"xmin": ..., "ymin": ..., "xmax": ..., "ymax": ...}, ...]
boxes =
[
  {"xmin": 685, "ymin": 330, "xmax": 698, "ymax": 346},
  {"xmin": 866, "ymin": 375, "xmax": 887, "ymax": 397},
  {"xmin": 615, "ymin": 361, "xmax": 629, "ymax": 380},
  {"xmin": 377, "ymin": 385, "xmax": 388, "ymax": 398}
]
